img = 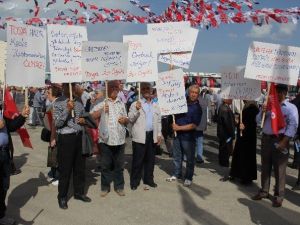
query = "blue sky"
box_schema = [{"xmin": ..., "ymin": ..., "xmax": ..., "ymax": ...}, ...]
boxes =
[{"xmin": 0, "ymin": 0, "xmax": 299, "ymax": 73}]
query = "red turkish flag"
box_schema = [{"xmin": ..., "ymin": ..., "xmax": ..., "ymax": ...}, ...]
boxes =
[
  {"xmin": 3, "ymin": 88, "xmax": 33, "ymax": 149},
  {"xmin": 267, "ymin": 83, "xmax": 286, "ymax": 135}
]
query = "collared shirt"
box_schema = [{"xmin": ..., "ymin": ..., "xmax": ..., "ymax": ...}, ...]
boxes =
[
  {"xmin": 142, "ymin": 98, "xmax": 154, "ymax": 132},
  {"xmin": 257, "ymin": 99, "xmax": 298, "ymax": 137},
  {"xmin": 0, "ymin": 113, "xmax": 8, "ymax": 147},
  {"xmin": 118, "ymin": 90, "xmax": 128, "ymax": 104},
  {"xmin": 175, "ymin": 99, "xmax": 202, "ymax": 141},
  {"xmin": 53, "ymin": 96, "xmax": 84, "ymax": 134},
  {"xmin": 91, "ymin": 98, "xmax": 127, "ymax": 146}
]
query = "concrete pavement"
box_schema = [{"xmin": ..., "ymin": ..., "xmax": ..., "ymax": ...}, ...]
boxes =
[{"xmin": 6, "ymin": 124, "xmax": 300, "ymax": 225}]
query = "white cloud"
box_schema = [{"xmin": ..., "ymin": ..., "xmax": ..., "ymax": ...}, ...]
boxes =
[{"xmin": 246, "ymin": 24, "xmax": 273, "ymax": 38}]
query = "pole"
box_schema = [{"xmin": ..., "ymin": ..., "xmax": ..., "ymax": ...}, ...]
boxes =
[
  {"xmin": 138, "ymin": 82, "xmax": 141, "ymax": 101},
  {"xmin": 24, "ymin": 87, "xmax": 29, "ymax": 107},
  {"xmin": 261, "ymin": 82, "xmax": 271, "ymax": 129},
  {"xmin": 169, "ymin": 52, "xmax": 177, "ymax": 137},
  {"xmin": 240, "ymin": 100, "xmax": 243, "ymax": 137},
  {"xmin": 69, "ymin": 83, "xmax": 74, "ymax": 118}
]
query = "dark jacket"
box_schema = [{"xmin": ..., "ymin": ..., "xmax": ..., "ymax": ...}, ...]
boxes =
[{"xmin": 217, "ymin": 103, "xmax": 235, "ymax": 141}]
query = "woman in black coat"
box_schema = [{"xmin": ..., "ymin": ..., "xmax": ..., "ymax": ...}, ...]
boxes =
[{"xmin": 230, "ymin": 101, "xmax": 259, "ymax": 185}]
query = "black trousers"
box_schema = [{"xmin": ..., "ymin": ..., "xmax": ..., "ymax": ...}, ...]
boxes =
[
  {"xmin": 131, "ymin": 132, "xmax": 155, "ymax": 187},
  {"xmin": 0, "ymin": 149, "xmax": 10, "ymax": 218},
  {"xmin": 218, "ymin": 139, "xmax": 233, "ymax": 168},
  {"xmin": 100, "ymin": 143, "xmax": 125, "ymax": 191},
  {"xmin": 57, "ymin": 133, "xmax": 85, "ymax": 198}
]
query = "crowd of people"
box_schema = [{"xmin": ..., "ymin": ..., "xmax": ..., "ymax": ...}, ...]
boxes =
[{"xmin": 0, "ymin": 80, "xmax": 300, "ymax": 224}]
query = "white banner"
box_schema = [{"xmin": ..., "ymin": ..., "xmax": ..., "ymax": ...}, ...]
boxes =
[
  {"xmin": 123, "ymin": 35, "xmax": 158, "ymax": 83},
  {"xmin": 157, "ymin": 69, "xmax": 187, "ymax": 116},
  {"xmin": 221, "ymin": 66, "xmax": 261, "ymax": 100},
  {"xmin": 147, "ymin": 22, "xmax": 195, "ymax": 54},
  {"xmin": 244, "ymin": 41, "xmax": 300, "ymax": 86},
  {"xmin": 6, "ymin": 21, "xmax": 46, "ymax": 87},
  {"xmin": 82, "ymin": 41, "xmax": 128, "ymax": 81},
  {"xmin": 157, "ymin": 27, "xmax": 198, "ymax": 69},
  {"xmin": 0, "ymin": 41, "xmax": 6, "ymax": 83},
  {"xmin": 48, "ymin": 24, "xmax": 87, "ymax": 83}
]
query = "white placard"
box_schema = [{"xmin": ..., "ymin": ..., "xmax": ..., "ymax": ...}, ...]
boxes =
[
  {"xmin": 244, "ymin": 41, "xmax": 300, "ymax": 86},
  {"xmin": 82, "ymin": 41, "xmax": 128, "ymax": 81},
  {"xmin": 157, "ymin": 69, "xmax": 187, "ymax": 116},
  {"xmin": 6, "ymin": 21, "xmax": 46, "ymax": 87},
  {"xmin": 0, "ymin": 41, "xmax": 6, "ymax": 83},
  {"xmin": 123, "ymin": 35, "xmax": 158, "ymax": 83},
  {"xmin": 147, "ymin": 22, "xmax": 195, "ymax": 54},
  {"xmin": 47, "ymin": 24, "xmax": 87, "ymax": 83},
  {"xmin": 157, "ymin": 28, "xmax": 198, "ymax": 69},
  {"xmin": 221, "ymin": 66, "xmax": 261, "ymax": 100}
]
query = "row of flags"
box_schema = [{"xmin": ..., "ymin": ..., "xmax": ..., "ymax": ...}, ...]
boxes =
[{"xmin": 0, "ymin": 0, "xmax": 299, "ymax": 29}]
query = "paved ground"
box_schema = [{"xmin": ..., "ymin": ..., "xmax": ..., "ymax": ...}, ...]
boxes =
[{"xmin": 6, "ymin": 123, "xmax": 300, "ymax": 225}]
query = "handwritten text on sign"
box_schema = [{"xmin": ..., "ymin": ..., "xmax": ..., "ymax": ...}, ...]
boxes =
[
  {"xmin": 82, "ymin": 41, "xmax": 128, "ymax": 81},
  {"xmin": 0, "ymin": 41, "xmax": 6, "ymax": 83},
  {"xmin": 47, "ymin": 24, "xmax": 87, "ymax": 83},
  {"xmin": 123, "ymin": 35, "xmax": 158, "ymax": 82},
  {"xmin": 244, "ymin": 41, "xmax": 300, "ymax": 86},
  {"xmin": 157, "ymin": 69, "xmax": 187, "ymax": 116},
  {"xmin": 147, "ymin": 22, "xmax": 195, "ymax": 54},
  {"xmin": 221, "ymin": 66, "xmax": 261, "ymax": 100},
  {"xmin": 6, "ymin": 21, "xmax": 46, "ymax": 87}
]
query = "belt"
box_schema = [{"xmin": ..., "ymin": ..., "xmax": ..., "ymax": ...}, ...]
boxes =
[
  {"xmin": 146, "ymin": 131, "xmax": 153, "ymax": 135},
  {"xmin": 263, "ymin": 133, "xmax": 284, "ymax": 139},
  {"xmin": 60, "ymin": 131, "xmax": 82, "ymax": 136}
]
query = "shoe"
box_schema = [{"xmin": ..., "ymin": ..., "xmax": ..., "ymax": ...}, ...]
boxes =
[
  {"xmin": 58, "ymin": 197, "xmax": 68, "ymax": 209},
  {"xmin": 196, "ymin": 159, "xmax": 204, "ymax": 164},
  {"xmin": 146, "ymin": 182, "xmax": 157, "ymax": 188},
  {"xmin": 115, "ymin": 189, "xmax": 125, "ymax": 196},
  {"xmin": 183, "ymin": 179, "xmax": 192, "ymax": 187},
  {"xmin": 0, "ymin": 216, "xmax": 16, "ymax": 225},
  {"xmin": 292, "ymin": 182, "xmax": 300, "ymax": 190},
  {"xmin": 131, "ymin": 186, "xmax": 137, "ymax": 191},
  {"xmin": 10, "ymin": 169, "xmax": 21, "ymax": 176},
  {"xmin": 100, "ymin": 190, "xmax": 110, "ymax": 197},
  {"xmin": 74, "ymin": 194, "xmax": 91, "ymax": 202},
  {"xmin": 166, "ymin": 176, "xmax": 177, "ymax": 182},
  {"xmin": 219, "ymin": 176, "xmax": 234, "ymax": 182},
  {"xmin": 272, "ymin": 198, "xmax": 283, "ymax": 208},
  {"xmin": 252, "ymin": 192, "xmax": 269, "ymax": 201},
  {"xmin": 51, "ymin": 179, "xmax": 59, "ymax": 186}
]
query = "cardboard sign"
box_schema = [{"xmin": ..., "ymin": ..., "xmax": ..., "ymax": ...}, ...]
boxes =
[
  {"xmin": 157, "ymin": 27, "xmax": 198, "ymax": 69},
  {"xmin": 147, "ymin": 22, "xmax": 195, "ymax": 54},
  {"xmin": 0, "ymin": 41, "xmax": 6, "ymax": 83},
  {"xmin": 157, "ymin": 69, "xmax": 187, "ymax": 116},
  {"xmin": 82, "ymin": 41, "xmax": 128, "ymax": 81},
  {"xmin": 244, "ymin": 41, "xmax": 300, "ymax": 86},
  {"xmin": 6, "ymin": 21, "xmax": 46, "ymax": 87},
  {"xmin": 47, "ymin": 24, "xmax": 87, "ymax": 83},
  {"xmin": 123, "ymin": 35, "xmax": 158, "ymax": 82},
  {"xmin": 221, "ymin": 66, "xmax": 261, "ymax": 100}
]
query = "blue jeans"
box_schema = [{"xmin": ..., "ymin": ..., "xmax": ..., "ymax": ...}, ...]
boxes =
[
  {"xmin": 172, "ymin": 137, "xmax": 195, "ymax": 181},
  {"xmin": 195, "ymin": 136, "xmax": 204, "ymax": 160}
]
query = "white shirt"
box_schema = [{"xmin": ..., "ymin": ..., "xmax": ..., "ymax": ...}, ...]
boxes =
[{"xmin": 91, "ymin": 98, "xmax": 127, "ymax": 146}]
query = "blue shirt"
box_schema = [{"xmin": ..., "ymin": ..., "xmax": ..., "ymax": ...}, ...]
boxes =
[
  {"xmin": 257, "ymin": 99, "xmax": 298, "ymax": 137},
  {"xmin": 0, "ymin": 113, "xmax": 9, "ymax": 147},
  {"xmin": 142, "ymin": 98, "xmax": 154, "ymax": 132},
  {"xmin": 175, "ymin": 100, "xmax": 202, "ymax": 141}
]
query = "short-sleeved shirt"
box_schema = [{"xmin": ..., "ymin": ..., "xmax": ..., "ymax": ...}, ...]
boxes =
[{"xmin": 175, "ymin": 100, "xmax": 202, "ymax": 141}]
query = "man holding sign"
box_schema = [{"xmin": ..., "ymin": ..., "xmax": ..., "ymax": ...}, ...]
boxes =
[
  {"xmin": 166, "ymin": 85, "xmax": 202, "ymax": 187},
  {"xmin": 128, "ymin": 82, "xmax": 162, "ymax": 190}
]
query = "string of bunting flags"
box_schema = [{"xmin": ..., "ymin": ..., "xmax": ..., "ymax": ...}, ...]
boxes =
[{"xmin": 0, "ymin": 0, "xmax": 299, "ymax": 29}]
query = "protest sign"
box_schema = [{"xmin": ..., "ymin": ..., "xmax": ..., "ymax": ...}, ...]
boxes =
[
  {"xmin": 0, "ymin": 41, "xmax": 6, "ymax": 83},
  {"xmin": 48, "ymin": 24, "xmax": 87, "ymax": 83},
  {"xmin": 221, "ymin": 66, "xmax": 261, "ymax": 100},
  {"xmin": 123, "ymin": 35, "xmax": 158, "ymax": 82},
  {"xmin": 82, "ymin": 41, "xmax": 128, "ymax": 81},
  {"xmin": 157, "ymin": 27, "xmax": 198, "ymax": 69},
  {"xmin": 6, "ymin": 21, "xmax": 46, "ymax": 87},
  {"xmin": 244, "ymin": 41, "xmax": 300, "ymax": 86},
  {"xmin": 157, "ymin": 69, "xmax": 187, "ymax": 116},
  {"xmin": 147, "ymin": 22, "xmax": 195, "ymax": 54}
]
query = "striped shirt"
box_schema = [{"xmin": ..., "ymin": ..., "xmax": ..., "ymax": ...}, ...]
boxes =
[
  {"xmin": 91, "ymin": 98, "xmax": 127, "ymax": 146},
  {"xmin": 53, "ymin": 96, "xmax": 84, "ymax": 134}
]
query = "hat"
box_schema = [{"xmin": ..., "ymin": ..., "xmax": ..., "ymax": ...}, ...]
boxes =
[{"xmin": 276, "ymin": 84, "xmax": 288, "ymax": 93}]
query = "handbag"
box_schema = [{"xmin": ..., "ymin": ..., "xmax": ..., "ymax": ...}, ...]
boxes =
[
  {"xmin": 41, "ymin": 128, "xmax": 51, "ymax": 142},
  {"xmin": 47, "ymin": 146, "xmax": 58, "ymax": 167}
]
